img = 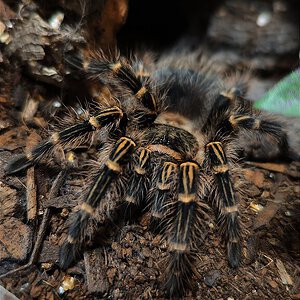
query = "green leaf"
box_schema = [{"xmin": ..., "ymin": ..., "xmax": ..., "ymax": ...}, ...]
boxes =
[{"xmin": 254, "ymin": 70, "xmax": 300, "ymax": 118}]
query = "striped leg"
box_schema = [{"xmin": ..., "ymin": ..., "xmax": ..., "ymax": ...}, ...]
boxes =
[
  {"xmin": 87, "ymin": 58, "xmax": 158, "ymax": 113},
  {"xmin": 124, "ymin": 147, "xmax": 151, "ymax": 207},
  {"xmin": 59, "ymin": 136, "xmax": 136, "ymax": 269},
  {"xmin": 206, "ymin": 141, "xmax": 241, "ymax": 267},
  {"xmin": 6, "ymin": 106, "xmax": 124, "ymax": 174},
  {"xmin": 165, "ymin": 161, "xmax": 201, "ymax": 296},
  {"xmin": 150, "ymin": 161, "xmax": 178, "ymax": 232},
  {"xmin": 214, "ymin": 112, "xmax": 288, "ymax": 149}
]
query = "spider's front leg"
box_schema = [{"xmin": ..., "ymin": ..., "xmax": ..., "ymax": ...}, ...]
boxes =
[
  {"xmin": 150, "ymin": 161, "xmax": 178, "ymax": 232},
  {"xmin": 6, "ymin": 106, "xmax": 124, "ymax": 174},
  {"xmin": 59, "ymin": 136, "xmax": 136, "ymax": 269},
  {"xmin": 165, "ymin": 161, "xmax": 206, "ymax": 296},
  {"xmin": 205, "ymin": 141, "xmax": 241, "ymax": 267},
  {"xmin": 125, "ymin": 147, "xmax": 151, "ymax": 207}
]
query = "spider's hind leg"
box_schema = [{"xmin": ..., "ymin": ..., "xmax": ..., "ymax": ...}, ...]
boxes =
[{"xmin": 59, "ymin": 136, "xmax": 136, "ymax": 269}]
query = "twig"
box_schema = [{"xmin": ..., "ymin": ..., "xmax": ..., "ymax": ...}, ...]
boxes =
[{"xmin": 0, "ymin": 169, "xmax": 68, "ymax": 279}]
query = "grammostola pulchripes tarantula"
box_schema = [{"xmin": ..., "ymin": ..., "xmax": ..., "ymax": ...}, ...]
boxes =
[{"xmin": 6, "ymin": 50, "xmax": 288, "ymax": 296}]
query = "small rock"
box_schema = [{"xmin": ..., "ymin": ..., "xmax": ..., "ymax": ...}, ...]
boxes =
[
  {"xmin": 61, "ymin": 275, "xmax": 75, "ymax": 291},
  {"xmin": 122, "ymin": 247, "xmax": 132, "ymax": 258},
  {"xmin": 261, "ymin": 190, "xmax": 270, "ymax": 198},
  {"xmin": 142, "ymin": 247, "xmax": 151, "ymax": 257},
  {"xmin": 268, "ymin": 279, "xmax": 278, "ymax": 289},
  {"xmin": 250, "ymin": 185, "xmax": 262, "ymax": 197},
  {"xmin": 204, "ymin": 269, "xmax": 221, "ymax": 287},
  {"xmin": 107, "ymin": 267, "xmax": 117, "ymax": 284}
]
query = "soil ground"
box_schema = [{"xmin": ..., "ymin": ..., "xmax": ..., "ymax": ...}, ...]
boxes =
[{"xmin": 0, "ymin": 0, "xmax": 299, "ymax": 299}]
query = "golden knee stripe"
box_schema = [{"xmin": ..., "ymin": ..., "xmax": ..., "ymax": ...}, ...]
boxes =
[
  {"xmin": 106, "ymin": 160, "xmax": 122, "ymax": 173},
  {"xmin": 213, "ymin": 164, "xmax": 229, "ymax": 174},
  {"xmin": 180, "ymin": 162, "xmax": 199, "ymax": 194},
  {"xmin": 80, "ymin": 203, "xmax": 95, "ymax": 217},
  {"xmin": 178, "ymin": 193, "xmax": 196, "ymax": 203},
  {"xmin": 135, "ymin": 86, "xmax": 147, "ymax": 99},
  {"xmin": 110, "ymin": 62, "xmax": 122, "ymax": 73},
  {"xmin": 112, "ymin": 137, "xmax": 136, "ymax": 162},
  {"xmin": 138, "ymin": 148, "xmax": 150, "ymax": 168}
]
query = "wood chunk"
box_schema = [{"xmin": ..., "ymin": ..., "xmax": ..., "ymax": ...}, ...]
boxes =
[
  {"xmin": 26, "ymin": 167, "xmax": 37, "ymax": 221},
  {"xmin": 244, "ymin": 236, "xmax": 259, "ymax": 265},
  {"xmin": 39, "ymin": 241, "xmax": 59, "ymax": 263},
  {"xmin": 21, "ymin": 98, "xmax": 39, "ymax": 122},
  {"xmin": 247, "ymin": 161, "xmax": 300, "ymax": 178},
  {"xmin": 275, "ymin": 259, "xmax": 293, "ymax": 285},
  {"xmin": 253, "ymin": 192, "xmax": 286, "ymax": 230},
  {"xmin": 0, "ymin": 181, "xmax": 18, "ymax": 218},
  {"xmin": 6, "ymin": 9, "xmax": 84, "ymax": 86},
  {"xmin": 0, "ymin": 218, "xmax": 32, "ymax": 261},
  {"xmin": 0, "ymin": 127, "xmax": 28, "ymax": 150},
  {"xmin": 43, "ymin": 194, "xmax": 78, "ymax": 209},
  {"xmin": 253, "ymin": 202, "xmax": 280, "ymax": 230},
  {"xmin": 0, "ymin": 0, "xmax": 16, "ymax": 19},
  {"xmin": 25, "ymin": 131, "xmax": 41, "ymax": 153},
  {"xmin": 243, "ymin": 169, "xmax": 266, "ymax": 188},
  {"xmin": 39, "ymin": 241, "xmax": 60, "ymax": 263},
  {"xmin": 84, "ymin": 248, "xmax": 109, "ymax": 294}
]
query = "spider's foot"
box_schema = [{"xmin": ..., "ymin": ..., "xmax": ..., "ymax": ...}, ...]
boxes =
[{"xmin": 227, "ymin": 240, "xmax": 242, "ymax": 268}]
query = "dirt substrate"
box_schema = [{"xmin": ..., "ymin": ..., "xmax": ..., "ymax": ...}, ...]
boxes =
[
  {"xmin": 0, "ymin": 105, "xmax": 299, "ymax": 299},
  {"xmin": 1, "ymin": 0, "xmax": 300, "ymax": 299}
]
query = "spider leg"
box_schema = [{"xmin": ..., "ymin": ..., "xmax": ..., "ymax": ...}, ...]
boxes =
[
  {"xmin": 150, "ymin": 161, "xmax": 178, "ymax": 232},
  {"xmin": 87, "ymin": 56, "xmax": 159, "ymax": 113},
  {"xmin": 205, "ymin": 141, "xmax": 241, "ymax": 267},
  {"xmin": 165, "ymin": 161, "xmax": 204, "ymax": 296},
  {"xmin": 228, "ymin": 114, "xmax": 287, "ymax": 140},
  {"xmin": 59, "ymin": 136, "xmax": 136, "ymax": 269},
  {"xmin": 5, "ymin": 106, "xmax": 124, "ymax": 174},
  {"xmin": 68, "ymin": 52, "xmax": 161, "ymax": 129},
  {"xmin": 203, "ymin": 88, "xmax": 287, "ymax": 147},
  {"xmin": 223, "ymin": 113, "xmax": 288, "ymax": 155},
  {"xmin": 124, "ymin": 147, "xmax": 151, "ymax": 208}
]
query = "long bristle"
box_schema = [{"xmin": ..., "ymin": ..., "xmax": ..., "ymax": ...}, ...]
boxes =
[
  {"xmin": 5, "ymin": 154, "xmax": 33, "ymax": 174},
  {"xmin": 227, "ymin": 241, "xmax": 241, "ymax": 268},
  {"xmin": 165, "ymin": 251, "xmax": 195, "ymax": 297},
  {"xmin": 59, "ymin": 212, "xmax": 89, "ymax": 269}
]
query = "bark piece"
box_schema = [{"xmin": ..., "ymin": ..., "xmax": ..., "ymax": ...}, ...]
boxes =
[
  {"xmin": 84, "ymin": 248, "xmax": 109, "ymax": 294},
  {"xmin": 0, "ymin": 218, "xmax": 32, "ymax": 261},
  {"xmin": 0, "ymin": 127, "xmax": 28, "ymax": 150},
  {"xmin": 26, "ymin": 167, "xmax": 37, "ymax": 221},
  {"xmin": 0, "ymin": 181, "xmax": 18, "ymax": 218},
  {"xmin": 243, "ymin": 169, "xmax": 266, "ymax": 188},
  {"xmin": 276, "ymin": 259, "xmax": 293, "ymax": 285},
  {"xmin": 253, "ymin": 192, "xmax": 286, "ymax": 230}
]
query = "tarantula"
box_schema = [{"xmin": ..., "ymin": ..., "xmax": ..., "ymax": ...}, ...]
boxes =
[{"xmin": 6, "ymin": 50, "xmax": 288, "ymax": 296}]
